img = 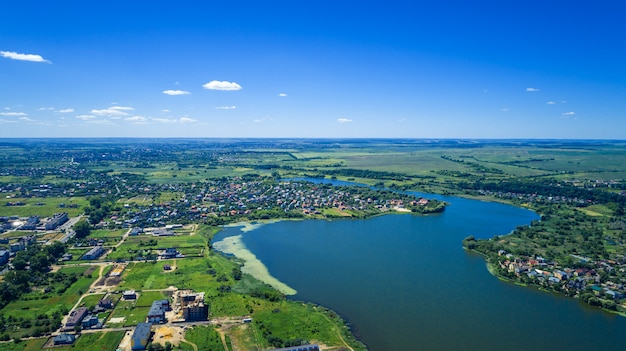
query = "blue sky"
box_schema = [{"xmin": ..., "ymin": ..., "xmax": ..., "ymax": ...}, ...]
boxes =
[{"xmin": 1, "ymin": 1, "xmax": 625, "ymax": 139}]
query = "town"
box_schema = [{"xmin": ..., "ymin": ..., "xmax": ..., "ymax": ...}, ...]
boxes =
[{"xmin": 0, "ymin": 170, "xmax": 441, "ymax": 350}]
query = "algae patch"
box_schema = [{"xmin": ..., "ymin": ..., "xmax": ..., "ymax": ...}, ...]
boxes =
[{"xmin": 213, "ymin": 233, "xmax": 297, "ymax": 295}]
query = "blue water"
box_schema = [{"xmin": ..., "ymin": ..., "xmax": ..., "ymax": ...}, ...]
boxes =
[{"xmin": 214, "ymin": 180, "xmax": 626, "ymax": 350}]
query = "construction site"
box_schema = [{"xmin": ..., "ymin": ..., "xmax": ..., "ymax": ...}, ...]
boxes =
[{"xmin": 169, "ymin": 290, "xmax": 209, "ymax": 322}]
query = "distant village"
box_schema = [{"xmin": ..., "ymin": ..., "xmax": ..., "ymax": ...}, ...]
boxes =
[{"xmin": 1, "ymin": 169, "xmax": 436, "ymax": 232}]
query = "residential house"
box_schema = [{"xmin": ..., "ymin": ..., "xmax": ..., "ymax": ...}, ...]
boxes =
[
  {"xmin": 131, "ymin": 322, "xmax": 152, "ymax": 351},
  {"xmin": 81, "ymin": 315, "xmax": 100, "ymax": 329},
  {"xmin": 82, "ymin": 245, "xmax": 104, "ymax": 260},
  {"xmin": 60, "ymin": 253, "xmax": 73, "ymax": 261},
  {"xmin": 66, "ymin": 307, "xmax": 88, "ymax": 328},
  {"xmin": 0, "ymin": 249, "xmax": 9, "ymax": 265},
  {"xmin": 147, "ymin": 299, "xmax": 169, "ymax": 323},
  {"xmin": 98, "ymin": 299, "xmax": 113, "ymax": 309},
  {"xmin": 160, "ymin": 247, "xmax": 178, "ymax": 259},
  {"xmin": 53, "ymin": 333, "xmax": 76, "ymax": 345},
  {"xmin": 10, "ymin": 241, "xmax": 25, "ymax": 253},
  {"xmin": 19, "ymin": 216, "xmax": 39, "ymax": 230}
]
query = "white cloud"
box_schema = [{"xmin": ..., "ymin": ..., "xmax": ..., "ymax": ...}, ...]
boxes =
[
  {"xmin": 86, "ymin": 119, "xmax": 117, "ymax": 126},
  {"xmin": 160, "ymin": 109, "xmax": 171, "ymax": 113},
  {"xmin": 0, "ymin": 50, "xmax": 51, "ymax": 63},
  {"xmin": 58, "ymin": 108, "xmax": 74, "ymax": 113},
  {"xmin": 92, "ymin": 109, "xmax": 128, "ymax": 117},
  {"xmin": 561, "ymin": 111, "xmax": 576, "ymax": 116},
  {"xmin": 163, "ymin": 89, "xmax": 190, "ymax": 96},
  {"xmin": 202, "ymin": 80, "xmax": 242, "ymax": 91},
  {"xmin": 75, "ymin": 115, "xmax": 96, "ymax": 121},
  {"xmin": 337, "ymin": 118, "xmax": 353, "ymax": 123},
  {"xmin": 216, "ymin": 105, "xmax": 236, "ymax": 110},
  {"xmin": 254, "ymin": 116, "xmax": 272, "ymax": 123},
  {"xmin": 37, "ymin": 107, "xmax": 55, "ymax": 111},
  {"xmin": 109, "ymin": 106, "xmax": 134, "ymax": 111},
  {"xmin": 0, "ymin": 119, "xmax": 17, "ymax": 124},
  {"xmin": 0, "ymin": 111, "xmax": 27, "ymax": 116},
  {"xmin": 153, "ymin": 118, "xmax": 177, "ymax": 123},
  {"xmin": 546, "ymin": 101, "xmax": 556, "ymax": 105},
  {"xmin": 526, "ymin": 87, "xmax": 540, "ymax": 92},
  {"xmin": 125, "ymin": 116, "xmax": 148, "ymax": 122},
  {"xmin": 19, "ymin": 116, "xmax": 35, "ymax": 122},
  {"xmin": 278, "ymin": 93, "xmax": 287, "ymax": 97},
  {"xmin": 91, "ymin": 106, "xmax": 133, "ymax": 117},
  {"xmin": 179, "ymin": 117, "xmax": 197, "ymax": 123},
  {"xmin": 501, "ymin": 108, "xmax": 510, "ymax": 112}
]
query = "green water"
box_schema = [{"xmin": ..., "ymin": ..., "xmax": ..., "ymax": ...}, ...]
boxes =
[{"xmin": 215, "ymin": 193, "xmax": 626, "ymax": 350}]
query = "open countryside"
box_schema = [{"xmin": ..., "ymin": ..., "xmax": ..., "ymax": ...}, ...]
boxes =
[{"xmin": 1, "ymin": 139, "xmax": 626, "ymax": 350}]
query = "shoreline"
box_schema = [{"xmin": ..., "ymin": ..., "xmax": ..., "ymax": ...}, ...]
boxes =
[{"xmin": 215, "ymin": 220, "xmax": 298, "ymax": 295}]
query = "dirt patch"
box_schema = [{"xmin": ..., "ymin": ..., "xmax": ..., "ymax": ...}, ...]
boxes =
[
  {"xmin": 105, "ymin": 276, "xmax": 122, "ymax": 286},
  {"xmin": 153, "ymin": 325, "xmax": 186, "ymax": 348},
  {"xmin": 84, "ymin": 265, "xmax": 98, "ymax": 277},
  {"xmin": 117, "ymin": 330, "xmax": 133, "ymax": 351},
  {"xmin": 108, "ymin": 317, "xmax": 126, "ymax": 324}
]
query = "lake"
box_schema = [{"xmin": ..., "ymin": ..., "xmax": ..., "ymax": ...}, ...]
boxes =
[{"xmin": 213, "ymin": 183, "xmax": 626, "ymax": 350}]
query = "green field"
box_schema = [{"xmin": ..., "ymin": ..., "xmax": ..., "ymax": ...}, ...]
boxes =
[
  {"xmin": 0, "ymin": 338, "xmax": 47, "ymax": 351},
  {"xmin": 87, "ymin": 228, "xmax": 127, "ymax": 240},
  {"xmin": 118, "ymin": 256, "xmax": 234, "ymax": 292},
  {"xmin": 181, "ymin": 325, "xmax": 225, "ymax": 351},
  {"xmin": 107, "ymin": 298, "xmax": 150, "ymax": 327},
  {"xmin": 46, "ymin": 331, "xmax": 125, "ymax": 351},
  {"xmin": 106, "ymin": 229, "xmax": 206, "ymax": 261},
  {"xmin": 0, "ymin": 197, "xmax": 87, "ymax": 217},
  {"xmin": 0, "ymin": 265, "xmax": 96, "ymax": 320},
  {"xmin": 0, "ymin": 265, "xmax": 98, "ymax": 339}
]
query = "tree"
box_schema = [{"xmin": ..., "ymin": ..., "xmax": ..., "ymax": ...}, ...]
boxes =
[
  {"xmin": 232, "ymin": 267, "xmax": 242, "ymax": 280},
  {"xmin": 11, "ymin": 256, "xmax": 28, "ymax": 271},
  {"xmin": 45, "ymin": 242, "xmax": 66, "ymax": 259},
  {"xmin": 73, "ymin": 219, "xmax": 91, "ymax": 238},
  {"xmin": 30, "ymin": 252, "xmax": 50, "ymax": 273}
]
